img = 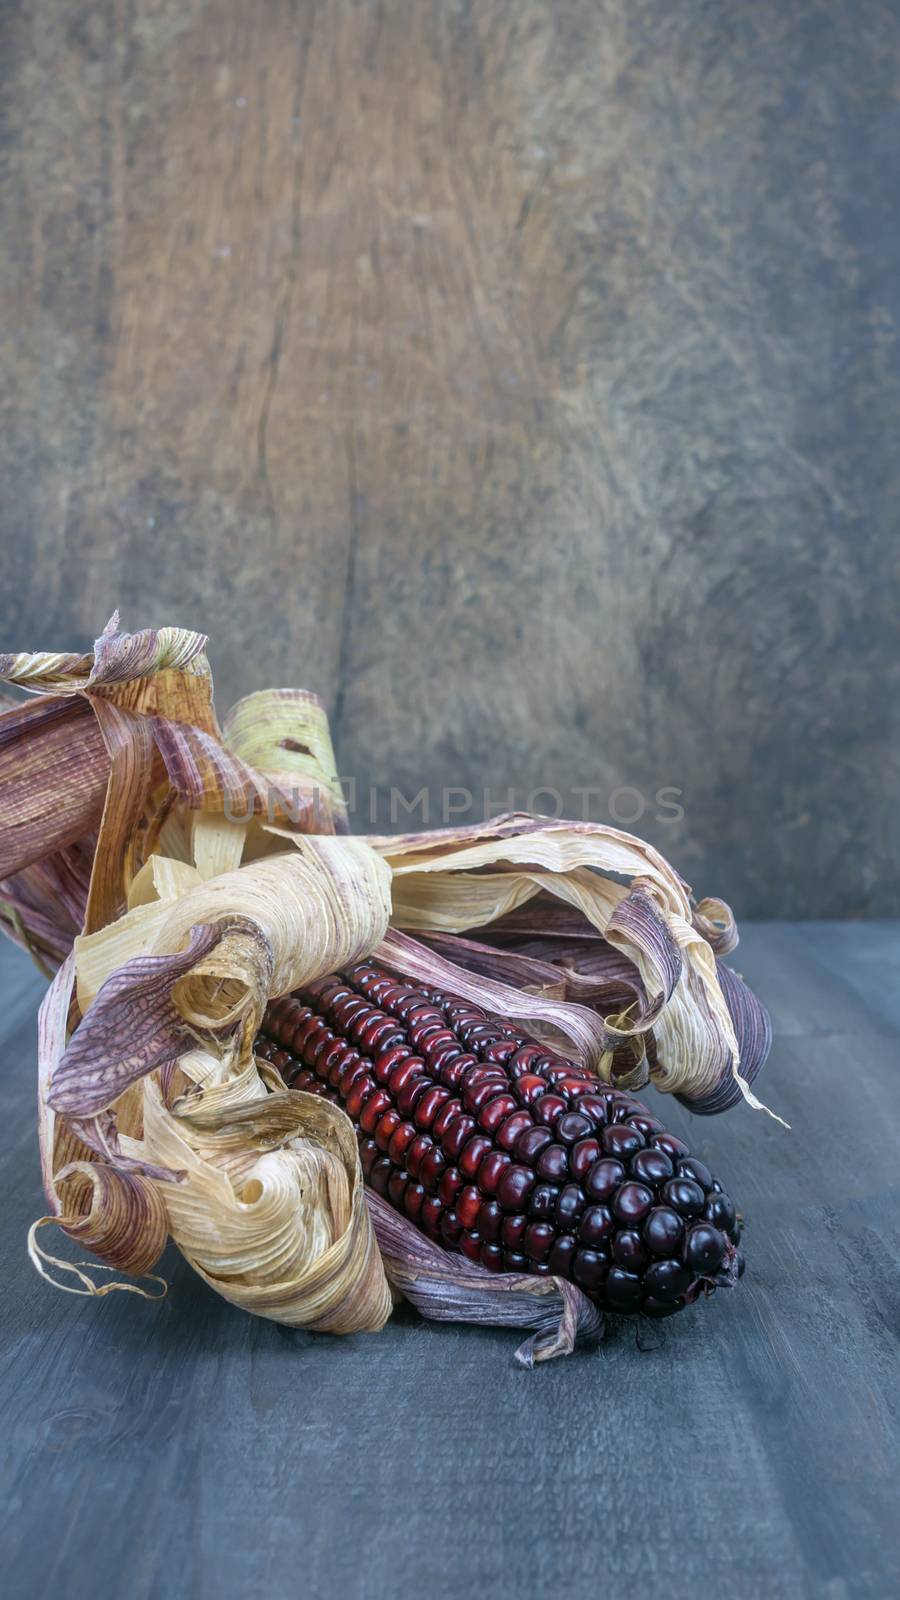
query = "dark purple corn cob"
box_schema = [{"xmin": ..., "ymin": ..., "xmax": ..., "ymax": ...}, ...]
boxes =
[{"xmin": 256, "ymin": 962, "xmax": 744, "ymax": 1319}]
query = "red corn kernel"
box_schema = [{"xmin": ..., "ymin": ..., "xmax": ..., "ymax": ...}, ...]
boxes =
[
  {"xmin": 500, "ymin": 1213, "xmax": 527, "ymax": 1250},
  {"xmin": 534, "ymin": 1094, "xmax": 567, "ymax": 1126},
  {"xmin": 438, "ymin": 1167, "xmax": 464, "ymax": 1207},
  {"xmin": 403, "ymin": 1183, "xmax": 425, "ymax": 1221},
  {"xmin": 340, "ymin": 1060, "xmax": 369, "ymax": 1097},
  {"xmin": 477, "ymin": 1150, "xmax": 512, "ymax": 1195},
  {"xmin": 388, "ymin": 1121, "xmax": 417, "ymax": 1163},
  {"xmin": 478, "ymin": 1199, "xmax": 502, "ymax": 1241},
  {"xmin": 406, "ymin": 1134, "xmax": 433, "ymax": 1180},
  {"xmin": 482, "ymin": 1040, "xmax": 518, "ymax": 1064},
  {"xmin": 419, "ymin": 1145, "xmax": 447, "ymax": 1190},
  {"xmin": 344, "ymin": 1076, "xmax": 376, "ymax": 1118},
  {"xmin": 372, "ymin": 1044, "xmax": 412, "ymax": 1084},
  {"xmin": 441, "ymin": 1115, "xmax": 477, "ymax": 1161},
  {"xmin": 477, "ymin": 1092, "xmax": 518, "ymax": 1134},
  {"xmin": 496, "ymin": 1163, "xmax": 535, "ymax": 1212},
  {"xmin": 422, "ymin": 1029, "xmax": 457, "ymax": 1058},
  {"xmin": 388, "ymin": 1058, "xmax": 424, "ymax": 1094},
  {"xmin": 414, "ymin": 1085, "xmax": 451, "ymax": 1130},
  {"xmin": 524, "ymin": 1222, "xmax": 554, "ymax": 1261},
  {"xmin": 535, "ymin": 1143, "xmax": 569, "ymax": 1182},
  {"xmin": 436, "ymin": 1057, "xmax": 466, "ymax": 1090},
  {"xmin": 359, "ymin": 1089, "xmax": 391, "ymax": 1133},
  {"xmin": 431, "ymin": 1098, "xmax": 464, "ymax": 1140},
  {"xmin": 459, "ymin": 1230, "xmax": 482, "ymax": 1262},
  {"xmin": 456, "ymin": 1185, "xmax": 481, "ymax": 1230},
  {"xmin": 396, "ymin": 1076, "xmax": 433, "ymax": 1117},
  {"xmin": 307, "ymin": 1029, "xmax": 336, "ymax": 1065},
  {"xmin": 440, "ymin": 1211, "xmax": 463, "ymax": 1247},
  {"xmin": 508, "ymin": 1046, "xmax": 546, "ymax": 1076},
  {"xmin": 570, "ymin": 1136, "xmax": 601, "ymax": 1178},
  {"xmin": 496, "ymin": 1110, "xmax": 533, "ymax": 1152},
  {"xmin": 514, "ymin": 1074, "xmax": 548, "ymax": 1106},
  {"xmin": 465, "ymin": 1079, "xmax": 510, "ymax": 1114},
  {"xmin": 459, "ymin": 1134, "xmax": 492, "ymax": 1179},
  {"xmin": 515, "ymin": 1125, "xmax": 553, "ymax": 1163},
  {"xmin": 374, "ymin": 1109, "xmax": 402, "ymax": 1152}
]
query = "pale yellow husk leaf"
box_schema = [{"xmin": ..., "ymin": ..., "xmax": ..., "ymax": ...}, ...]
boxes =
[{"xmin": 50, "ymin": 832, "xmax": 395, "ymax": 1331}]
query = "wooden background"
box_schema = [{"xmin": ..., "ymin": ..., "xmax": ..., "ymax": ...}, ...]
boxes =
[{"xmin": 2, "ymin": 1, "xmax": 898, "ymax": 917}]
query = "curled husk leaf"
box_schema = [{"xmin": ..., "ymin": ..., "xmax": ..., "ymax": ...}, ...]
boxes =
[
  {"xmin": 363, "ymin": 820, "xmax": 777, "ymax": 1118},
  {"xmin": 2, "ymin": 616, "xmax": 774, "ymax": 1359}
]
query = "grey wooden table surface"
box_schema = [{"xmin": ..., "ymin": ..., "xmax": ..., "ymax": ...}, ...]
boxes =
[{"xmin": 1, "ymin": 925, "xmax": 898, "ymax": 1600}]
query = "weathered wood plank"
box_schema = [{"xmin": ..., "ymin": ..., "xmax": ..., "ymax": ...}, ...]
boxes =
[
  {"xmin": 2, "ymin": 2, "xmax": 899, "ymax": 916},
  {"xmin": 1, "ymin": 924, "xmax": 898, "ymax": 1599}
]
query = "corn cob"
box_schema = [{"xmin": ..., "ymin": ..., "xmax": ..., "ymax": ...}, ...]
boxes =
[{"xmin": 256, "ymin": 962, "xmax": 744, "ymax": 1319}]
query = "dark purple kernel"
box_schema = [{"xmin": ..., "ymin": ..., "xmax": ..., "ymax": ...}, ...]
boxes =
[
  {"xmin": 570, "ymin": 1137, "xmax": 601, "ymax": 1179},
  {"xmin": 419, "ymin": 1145, "xmax": 446, "ymax": 1190},
  {"xmin": 478, "ymin": 1092, "xmax": 518, "ymax": 1133},
  {"xmin": 478, "ymin": 1199, "xmax": 502, "ymax": 1241},
  {"xmin": 440, "ymin": 1211, "xmax": 463, "ymax": 1247},
  {"xmin": 578, "ymin": 1204, "xmax": 615, "ymax": 1246},
  {"xmin": 368, "ymin": 1155, "xmax": 392, "ymax": 1196},
  {"xmin": 502, "ymin": 1250, "xmax": 528, "ymax": 1273},
  {"xmin": 534, "ymin": 1094, "xmax": 568, "ymax": 1126},
  {"xmin": 585, "ymin": 1158, "xmax": 626, "ymax": 1202},
  {"xmin": 652, "ymin": 1132, "xmax": 690, "ymax": 1161},
  {"xmin": 630, "ymin": 1147, "xmax": 674, "ymax": 1187},
  {"xmin": 643, "ymin": 1259, "xmax": 692, "ymax": 1301},
  {"xmin": 477, "ymin": 1149, "xmax": 512, "ymax": 1194},
  {"xmin": 613, "ymin": 1182, "xmax": 655, "ymax": 1223},
  {"xmin": 573, "ymin": 1249, "xmax": 608, "ymax": 1291},
  {"xmin": 576, "ymin": 1094, "xmax": 609, "ymax": 1124},
  {"xmin": 612, "ymin": 1229, "xmax": 647, "ymax": 1271},
  {"xmin": 644, "ymin": 1206, "xmax": 684, "ymax": 1256},
  {"xmin": 528, "ymin": 1182, "xmax": 560, "ymax": 1219},
  {"xmin": 515, "ymin": 1124, "xmax": 554, "ymax": 1163},
  {"xmin": 641, "ymin": 1295, "xmax": 684, "ymax": 1318},
  {"xmin": 678, "ymin": 1156, "xmax": 714, "ymax": 1191},
  {"xmin": 547, "ymin": 1234, "xmax": 576, "ymax": 1276},
  {"xmin": 662, "ymin": 1178, "xmax": 706, "ymax": 1218},
  {"xmin": 496, "ymin": 1110, "xmax": 533, "ymax": 1152},
  {"xmin": 500, "ymin": 1213, "xmax": 527, "ymax": 1251},
  {"xmin": 605, "ymin": 1267, "xmax": 642, "ymax": 1304},
  {"xmin": 556, "ymin": 1112, "xmax": 593, "ymax": 1145},
  {"xmin": 683, "ymin": 1223, "xmax": 726, "ymax": 1274},
  {"xmin": 555, "ymin": 1184, "xmax": 585, "ymax": 1229},
  {"xmin": 704, "ymin": 1192, "xmax": 737, "ymax": 1233},
  {"xmin": 535, "ymin": 1143, "xmax": 569, "ymax": 1182},
  {"xmin": 496, "ymin": 1164, "xmax": 535, "ymax": 1212},
  {"xmin": 524, "ymin": 1222, "xmax": 554, "ymax": 1261},
  {"xmin": 627, "ymin": 1113, "xmax": 665, "ymax": 1139},
  {"xmin": 602, "ymin": 1124, "xmax": 645, "ymax": 1160}
]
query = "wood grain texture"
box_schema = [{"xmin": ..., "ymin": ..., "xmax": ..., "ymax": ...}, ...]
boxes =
[
  {"xmin": 1, "ymin": 927, "xmax": 899, "ymax": 1600},
  {"xmin": 2, "ymin": 1, "xmax": 899, "ymax": 916}
]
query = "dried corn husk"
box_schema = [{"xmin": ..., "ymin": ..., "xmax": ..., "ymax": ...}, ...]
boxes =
[
  {"xmin": 1, "ymin": 615, "xmax": 775, "ymax": 1360},
  {"xmin": 363, "ymin": 820, "xmax": 776, "ymax": 1118}
]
